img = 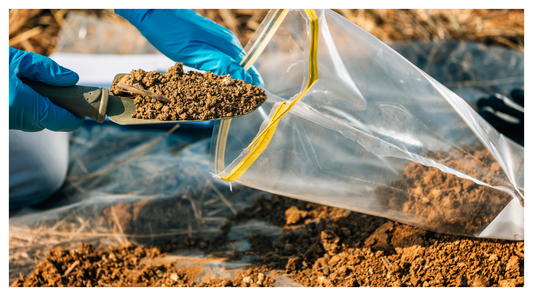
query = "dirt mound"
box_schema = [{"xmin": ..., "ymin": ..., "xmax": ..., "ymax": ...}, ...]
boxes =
[
  {"xmin": 225, "ymin": 195, "xmax": 524, "ymax": 287},
  {"xmin": 110, "ymin": 62, "xmax": 267, "ymax": 121},
  {"xmin": 10, "ymin": 242, "xmax": 275, "ymax": 287}
]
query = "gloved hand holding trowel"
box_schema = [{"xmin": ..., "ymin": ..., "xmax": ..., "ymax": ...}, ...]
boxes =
[
  {"xmin": 9, "ymin": 9, "xmax": 263, "ymax": 132},
  {"xmin": 9, "ymin": 9, "xmax": 262, "ymax": 208}
]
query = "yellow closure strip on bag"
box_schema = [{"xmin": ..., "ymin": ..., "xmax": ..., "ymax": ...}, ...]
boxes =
[
  {"xmin": 220, "ymin": 9, "xmax": 319, "ymax": 182},
  {"xmin": 215, "ymin": 9, "xmax": 289, "ymax": 174}
]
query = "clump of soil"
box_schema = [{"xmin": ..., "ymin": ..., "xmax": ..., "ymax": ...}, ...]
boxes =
[
  {"xmin": 110, "ymin": 62, "xmax": 267, "ymax": 121},
  {"xmin": 375, "ymin": 144, "xmax": 514, "ymax": 236},
  {"xmin": 11, "ymin": 242, "xmax": 275, "ymax": 287}
]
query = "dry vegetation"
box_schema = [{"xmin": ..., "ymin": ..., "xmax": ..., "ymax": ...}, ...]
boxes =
[{"xmin": 9, "ymin": 9, "xmax": 524, "ymax": 57}]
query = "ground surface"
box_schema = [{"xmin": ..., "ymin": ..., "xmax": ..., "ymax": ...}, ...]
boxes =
[{"xmin": 12, "ymin": 194, "xmax": 523, "ymax": 287}]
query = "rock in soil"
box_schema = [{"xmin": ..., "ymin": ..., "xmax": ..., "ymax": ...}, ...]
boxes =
[
  {"xmin": 285, "ymin": 206, "xmax": 308, "ymax": 225},
  {"xmin": 110, "ymin": 62, "xmax": 267, "ymax": 121}
]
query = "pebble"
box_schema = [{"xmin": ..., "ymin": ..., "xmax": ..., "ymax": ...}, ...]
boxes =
[
  {"xmin": 243, "ymin": 277, "xmax": 253, "ymax": 284},
  {"xmin": 170, "ymin": 273, "xmax": 179, "ymax": 282}
]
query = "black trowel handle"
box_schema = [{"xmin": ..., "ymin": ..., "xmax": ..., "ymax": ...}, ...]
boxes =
[{"xmin": 21, "ymin": 78, "xmax": 109, "ymax": 123}]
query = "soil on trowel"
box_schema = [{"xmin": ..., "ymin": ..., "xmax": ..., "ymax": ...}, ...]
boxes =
[
  {"xmin": 375, "ymin": 144, "xmax": 515, "ymax": 237},
  {"xmin": 110, "ymin": 62, "xmax": 267, "ymax": 121}
]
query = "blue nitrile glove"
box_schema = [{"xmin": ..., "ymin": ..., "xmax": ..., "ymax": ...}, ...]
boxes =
[
  {"xmin": 9, "ymin": 47, "xmax": 85, "ymax": 132},
  {"xmin": 115, "ymin": 9, "xmax": 264, "ymax": 87}
]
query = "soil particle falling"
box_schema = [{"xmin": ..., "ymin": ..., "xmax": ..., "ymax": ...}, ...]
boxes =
[{"xmin": 110, "ymin": 62, "xmax": 267, "ymax": 121}]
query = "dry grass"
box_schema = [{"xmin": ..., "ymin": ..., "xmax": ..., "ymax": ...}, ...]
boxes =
[
  {"xmin": 344, "ymin": 9, "xmax": 524, "ymax": 51},
  {"xmin": 9, "ymin": 9, "xmax": 524, "ymax": 57}
]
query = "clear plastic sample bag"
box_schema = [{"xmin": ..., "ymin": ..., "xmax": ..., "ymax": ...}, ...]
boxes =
[{"xmin": 210, "ymin": 9, "xmax": 524, "ymax": 240}]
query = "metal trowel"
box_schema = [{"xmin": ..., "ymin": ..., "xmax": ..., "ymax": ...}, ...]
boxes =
[{"xmin": 22, "ymin": 73, "xmax": 265, "ymax": 125}]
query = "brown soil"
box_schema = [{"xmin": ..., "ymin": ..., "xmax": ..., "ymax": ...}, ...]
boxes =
[
  {"xmin": 10, "ymin": 242, "xmax": 274, "ymax": 287},
  {"xmin": 11, "ymin": 146, "xmax": 523, "ymax": 287},
  {"xmin": 220, "ymin": 195, "xmax": 524, "ymax": 287},
  {"xmin": 110, "ymin": 62, "xmax": 267, "ymax": 121},
  {"xmin": 375, "ymin": 144, "xmax": 513, "ymax": 236},
  {"xmin": 10, "ymin": 193, "xmax": 524, "ymax": 287}
]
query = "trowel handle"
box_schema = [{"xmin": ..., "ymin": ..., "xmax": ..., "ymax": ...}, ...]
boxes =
[{"xmin": 21, "ymin": 78, "xmax": 109, "ymax": 123}]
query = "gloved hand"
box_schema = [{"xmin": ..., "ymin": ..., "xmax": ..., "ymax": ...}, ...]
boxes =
[
  {"xmin": 477, "ymin": 89, "xmax": 524, "ymax": 145},
  {"xmin": 115, "ymin": 9, "xmax": 263, "ymax": 87},
  {"xmin": 9, "ymin": 47, "xmax": 85, "ymax": 132}
]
